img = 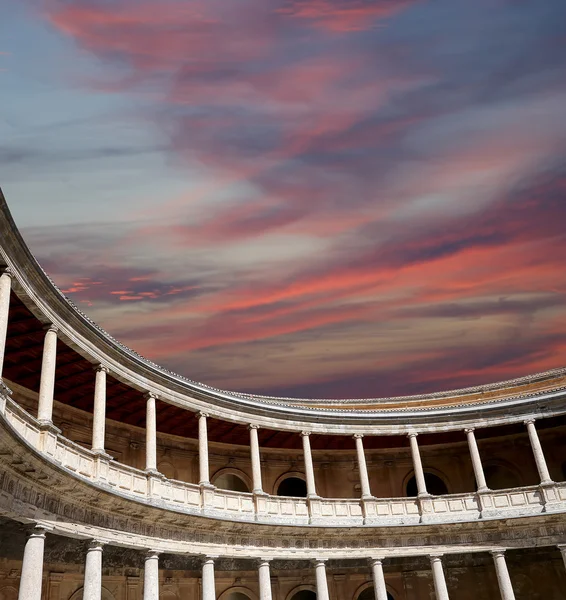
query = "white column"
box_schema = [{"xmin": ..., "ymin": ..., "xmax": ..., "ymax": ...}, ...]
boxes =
[
  {"xmin": 202, "ymin": 557, "xmax": 216, "ymax": 600},
  {"xmin": 465, "ymin": 428, "xmax": 488, "ymax": 492},
  {"xmin": 524, "ymin": 419, "xmax": 553, "ymax": 484},
  {"xmin": 314, "ymin": 559, "xmax": 330, "ymax": 600},
  {"xmin": 430, "ymin": 555, "xmax": 449, "ymax": 600},
  {"xmin": 18, "ymin": 525, "xmax": 47, "ymax": 600},
  {"xmin": 258, "ymin": 559, "xmax": 273, "ymax": 600},
  {"xmin": 354, "ymin": 434, "xmax": 373, "ymax": 499},
  {"xmin": 145, "ymin": 393, "xmax": 158, "ymax": 473},
  {"xmin": 491, "ymin": 551, "xmax": 516, "ymax": 600},
  {"xmin": 249, "ymin": 424, "xmax": 264, "ymax": 494},
  {"xmin": 408, "ymin": 433, "xmax": 428, "ymax": 496},
  {"xmin": 198, "ymin": 412, "xmax": 211, "ymax": 486},
  {"xmin": 92, "ymin": 366, "xmax": 108, "ymax": 453},
  {"xmin": 143, "ymin": 551, "xmax": 159, "ymax": 600},
  {"xmin": 37, "ymin": 325, "xmax": 58, "ymax": 424},
  {"xmin": 83, "ymin": 541, "xmax": 104, "ymax": 600},
  {"xmin": 0, "ymin": 268, "xmax": 12, "ymax": 379},
  {"xmin": 558, "ymin": 545, "xmax": 566, "ymax": 571},
  {"xmin": 301, "ymin": 431, "xmax": 318, "ymax": 498},
  {"xmin": 369, "ymin": 558, "xmax": 388, "ymax": 600}
]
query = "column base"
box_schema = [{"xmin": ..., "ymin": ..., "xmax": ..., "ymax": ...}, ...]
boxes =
[
  {"xmin": 199, "ymin": 481, "xmax": 215, "ymax": 490},
  {"xmin": 37, "ymin": 420, "xmax": 62, "ymax": 435},
  {"xmin": 92, "ymin": 449, "xmax": 113, "ymax": 461}
]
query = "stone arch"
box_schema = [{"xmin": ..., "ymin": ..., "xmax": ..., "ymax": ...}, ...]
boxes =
[
  {"xmin": 68, "ymin": 586, "xmax": 115, "ymax": 600},
  {"xmin": 274, "ymin": 471, "xmax": 308, "ymax": 497},
  {"xmin": 353, "ymin": 581, "xmax": 396, "ymax": 600},
  {"xmin": 285, "ymin": 585, "xmax": 317, "ymax": 600},
  {"xmin": 0, "ymin": 585, "xmax": 18, "ymax": 600},
  {"xmin": 482, "ymin": 459, "xmax": 523, "ymax": 490},
  {"xmin": 157, "ymin": 460, "xmax": 177, "ymax": 480},
  {"xmin": 403, "ymin": 468, "xmax": 450, "ymax": 497},
  {"xmin": 218, "ymin": 585, "xmax": 258, "ymax": 600},
  {"xmin": 212, "ymin": 468, "xmax": 252, "ymax": 493}
]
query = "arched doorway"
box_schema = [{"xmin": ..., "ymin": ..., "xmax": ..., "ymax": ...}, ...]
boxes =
[
  {"xmin": 357, "ymin": 586, "xmax": 394, "ymax": 600},
  {"xmin": 212, "ymin": 469, "xmax": 251, "ymax": 493},
  {"xmin": 224, "ymin": 594, "xmax": 251, "ymax": 600},
  {"xmin": 406, "ymin": 473, "xmax": 448, "ymax": 496},
  {"xmin": 483, "ymin": 464, "xmax": 521, "ymax": 490},
  {"xmin": 289, "ymin": 592, "xmax": 316, "ymax": 600},
  {"xmin": 277, "ymin": 475, "xmax": 308, "ymax": 497}
]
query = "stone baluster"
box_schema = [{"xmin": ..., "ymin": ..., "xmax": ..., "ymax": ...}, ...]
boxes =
[
  {"xmin": 430, "ymin": 555, "xmax": 450, "ymax": 600},
  {"xmin": 145, "ymin": 393, "xmax": 158, "ymax": 473},
  {"xmin": 0, "ymin": 267, "xmax": 12, "ymax": 379},
  {"xmin": 18, "ymin": 525, "xmax": 47, "ymax": 600},
  {"xmin": 314, "ymin": 559, "xmax": 330, "ymax": 600},
  {"xmin": 198, "ymin": 412, "xmax": 211, "ymax": 487},
  {"xmin": 524, "ymin": 419, "xmax": 553, "ymax": 485},
  {"xmin": 369, "ymin": 558, "xmax": 388, "ymax": 600},
  {"xmin": 143, "ymin": 551, "xmax": 160, "ymax": 600},
  {"xmin": 249, "ymin": 424, "xmax": 264, "ymax": 494},
  {"xmin": 354, "ymin": 434, "xmax": 373, "ymax": 499},
  {"xmin": 83, "ymin": 541, "xmax": 104, "ymax": 600},
  {"xmin": 491, "ymin": 551, "xmax": 516, "ymax": 600},
  {"xmin": 258, "ymin": 559, "xmax": 273, "ymax": 600},
  {"xmin": 465, "ymin": 428, "xmax": 489, "ymax": 492},
  {"xmin": 408, "ymin": 433, "xmax": 428, "ymax": 496},
  {"xmin": 202, "ymin": 557, "xmax": 216, "ymax": 600},
  {"xmin": 301, "ymin": 431, "xmax": 318, "ymax": 498},
  {"xmin": 92, "ymin": 366, "xmax": 109, "ymax": 454},
  {"xmin": 37, "ymin": 325, "xmax": 58, "ymax": 425}
]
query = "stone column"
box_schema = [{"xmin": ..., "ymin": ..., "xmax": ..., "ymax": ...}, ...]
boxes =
[
  {"xmin": 249, "ymin": 424, "xmax": 264, "ymax": 494},
  {"xmin": 491, "ymin": 551, "xmax": 515, "ymax": 600},
  {"xmin": 37, "ymin": 325, "xmax": 58, "ymax": 424},
  {"xmin": 524, "ymin": 419, "xmax": 553, "ymax": 485},
  {"xmin": 558, "ymin": 545, "xmax": 566, "ymax": 571},
  {"xmin": 143, "ymin": 551, "xmax": 160, "ymax": 600},
  {"xmin": 314, "ymin": 559, "xmax": 330, "ymax": 600},
  {"xmin": 408, "ymin": 433, "xmax": 428, "ymax": 496},
  {"xmin": 354, "ymin": 434, "xmax": 373, "ymax": 499},
  {"xmin": 198, "ymin": 412, "xmax": 211, "ymax": 486},
  {"xmin": 301, "ymin": 431, "xmax": 318, "ymax": 498},
  {"xmin": 92, "ymin": 366, "xmax": 109, "ymax": 453},
  {"xmin": 0, "ymin": 268, "xmax": 12, "ymax": 379},
  {"xmin": 83, "ymin": 541, "xmax": 104, "ymax": 600},
  {"xmin": 430, "ymin": 555, "xmax": 449, "ymax": 600},
  {"xmin": 465, "ymin": 428, "xmax": 488, "ymax": 492},
  {"xmin": 202, "ymin": 557, "xmax": 216, "ymax": 600},
  {"xmin": 258, "ymin": 559, "xmax": 273, "ymax": 600},
  {"xmin": 369, "ymin": 558, "xmax": 388, "ymax": 600},
  {"xmin": 145, "ymin": 393, "xmax": 158, "ymax": 473},
  {"xmin": 18, "ymin": 525, "xmax": 47, "ymax": 600}
]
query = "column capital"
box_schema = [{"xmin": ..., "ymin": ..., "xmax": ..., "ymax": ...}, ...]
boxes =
[
  {"xmin": 87, "ymin": 540, "xmax": 105, "ymax": 551},
  {"xmin": 524, "ymin": 418, "xmax": 536, "ymax": 426},
  {"xmin": 144, "ymin": 550, "xmax": 161, "ymax": 559},
  {"xmin": 353, "ymin": 433, "xmax": 364, "ymax": 439},
  {"xmin": 248, "ymin": 424, "xmax": 260, "ymax": 431},
  {"xmin": 197, "ymin": 411, "xmax": 209, "ymax": 419},
  {"xmin": 557, "ymin": 544, "xmax": 566, "ymax": 553},
  {"xmin": 257, "ymin": 558, "xmax": 272, "ymax": 566},
  {"xmin": 202, "ymin": 555, "xmax": 218, "ymax": 564},
  {"xmin": 25, "ymin": 523, "xmax": 49, "ymax": 539},
  {"xmin": 43, "ymin": 323, "xmax": 59, "ymax": 334},
  {"xmin": 369, "ymin": 557, "xmax": 385, "ymax": 566},
  {"xmin": 1, "ymin": 266, "xmax": 14, "ymax": 278},
  {"xmin": 490, "ymin": 549, "xmax": 506, "ymax": 558},
  {"xmin": 429, "ymin": 554, "xmax": 444, "ymax": 562},
  {"xmin": 145, "ymin": 391, "xmax": 159, "ymax": 401},
  {"xmin": 94, "ymin": 364, "xmax": 109, "ymax": 374},
  {"xmin": 464, "ymin": 427, "xmax": 475, "ymax": 434},
  {"xmin": 300, "ymin": 430, "xmax": 312, "ymax": 437},
  {"xmin": 407, "ymin": 431, "xmax": 418, "ymax": 438},
  {"xmin": 312, "ymin": 558, "xmax": 327, "ymax": 566}
]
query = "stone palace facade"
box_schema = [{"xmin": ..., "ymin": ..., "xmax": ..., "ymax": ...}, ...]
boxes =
[{"xmin": 0, "ymin": 187, "xmax": 565, "ymax": 599}]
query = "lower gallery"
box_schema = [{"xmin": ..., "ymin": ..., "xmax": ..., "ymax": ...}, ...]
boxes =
[{"xmin": 1, "ymin": 187, "xmax": 565, "ymax": 599}]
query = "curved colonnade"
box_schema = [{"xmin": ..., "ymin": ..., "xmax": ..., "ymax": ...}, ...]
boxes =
[{"xmin": 1, "ymin": 187, "xmax": 566, "ymax": 599}]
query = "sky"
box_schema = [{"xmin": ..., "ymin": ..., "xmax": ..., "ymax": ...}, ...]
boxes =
[{"xmin": 1, "ymin": 0, "xmax": 566, "ymax": 399}]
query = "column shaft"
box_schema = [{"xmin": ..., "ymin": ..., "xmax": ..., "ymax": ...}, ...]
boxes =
[
  {"xmin": 258, "ymin": 560, "xmax": 273, "ymax": 600},
  {"xmin": 249, "ymin": 425, "xmax": 263, "ymax": 493},
  {"xmin": 92, "ymin": 367, "xmax": 108, "ymax": 453},
  {"xmin": 525, "ymin": 420, "xmax": 552, "ymax": 484},
  {"xmin": 83, "ymin": 542, "xmax": 104, "ymax": 600},
  {"xmin": 314, "ymin": 560, "xmax": 330, "ymax": 600},
  {"xmin": 37, "ymin": 326, "xmax": 58, "ymax": 424},
  {"xmin": 143, "ymin": 552, "xmax": 159, "ymax": 600},
  {"xmin": 202, "ymin": 558, "xmax": 216, "ymax": 600},
  {"xmin": 198, "ymin": 413, "xmax": 210, "ymax": 486},
  {"xmin": 430, "ymin": 555, "xmax": 450, "ymax": 600},
  {"xmin": 354, "ymin": 434, "xmax": 372, "ymax": 498},
  {"xmin": 301, "ymin": 432, "xmax": 317, "ymax": 498},
  {"xmin": 491, "ymin": 551, "xmax": 516, "ymax": 600},
  {"xmin": 145, "ymin": 394, "xmax": 157, "ymax": 472},
  {"xmin": 465, "ymin": 428, "xmax": 488, "ymax": 491},
  {"xmin": 370, "ymin": 559, "xmax": 388, "ymax": 600},
  {"xmin": 18, "ymin": 526, "xmax": 46, "ymax": 600},
  {"xmin": 0, "ymin": 269, "xmax": 12, "ymax": 378},
  {"xmin": 408, "ymin": 433, "xmax": 427, "ymax": 496}
]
